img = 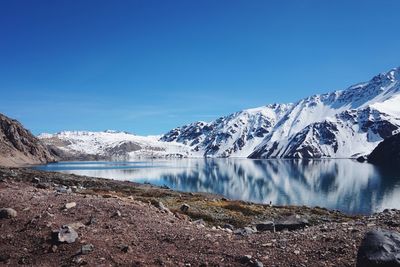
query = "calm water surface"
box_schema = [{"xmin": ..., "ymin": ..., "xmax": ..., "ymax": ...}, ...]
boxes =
[{"xmin": 33, "ymin": 159, "xmax": 400, "ymax": 215}]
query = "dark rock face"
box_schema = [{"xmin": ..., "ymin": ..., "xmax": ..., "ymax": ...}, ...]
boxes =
[
  {"xmin": 368, "ymin": 133, "xmax": 400, "ymax": 166},
  {"xmin": 356, "ymin": 229, "xmax": 400, "ymax": 267},
  {"xmin": 0, "ymin": 113, "xmax": 55, "ymax": 166}
]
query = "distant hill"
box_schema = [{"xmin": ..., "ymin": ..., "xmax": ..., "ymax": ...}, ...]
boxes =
[{"xmin": 0, "ymin": 113, "xmax": 55, "ymax": 167}]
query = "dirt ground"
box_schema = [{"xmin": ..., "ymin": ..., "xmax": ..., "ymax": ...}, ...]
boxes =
[{"xmin": 0, "ymin": 167, "xmax": 399, "ymax": 266}]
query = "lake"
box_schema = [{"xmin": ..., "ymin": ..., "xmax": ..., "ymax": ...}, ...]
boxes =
[{"xmin": 32, "ymin": 159, "xmax": 400, "ymax": 215}]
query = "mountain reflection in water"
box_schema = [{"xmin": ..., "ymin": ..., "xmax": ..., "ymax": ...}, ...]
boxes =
[{"xmin": 33, "ymin": 159, "xmax": 400, "ymax": 214}]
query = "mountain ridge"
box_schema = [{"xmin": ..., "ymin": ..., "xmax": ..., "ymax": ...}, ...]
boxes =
[
  {"xmin": 162, "ymin": 66, "xmax": 400, "ymax": 159},
  {"xmin": 38, "ymin": 66, "xmax": 400, "ymax": 160}
]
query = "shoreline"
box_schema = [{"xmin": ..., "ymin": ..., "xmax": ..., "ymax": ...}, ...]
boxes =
[{"xmin": 1, "ymin": 167, "xmax": 399, "ymax": 266}]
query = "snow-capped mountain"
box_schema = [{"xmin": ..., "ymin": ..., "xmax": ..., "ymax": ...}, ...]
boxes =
[
  {"xmin": 161, "ymin": 103, "xmax": 293, "ymax": 157},
  {"xmin": 39, "ymin": 130, "xmax": 191, "ymax": 160},
  {"xmin": 162, "ymin": 67, "xmax": 400, "ymax": 158}
]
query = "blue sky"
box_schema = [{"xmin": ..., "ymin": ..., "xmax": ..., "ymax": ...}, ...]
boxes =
[{"xmin": 1, "ymin": 0, "xmax": 399, "ymax": 135}]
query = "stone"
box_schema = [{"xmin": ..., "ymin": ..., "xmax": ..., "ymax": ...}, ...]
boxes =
[
  {"xmin": 32, "ymin": 177, "xmax": 40, "ymax": 183},
  {"xmin": 64, "ymin": 202, "xmax": 76, "ymax": 210},
  {"xmin": 51, "ymin": 245, "xmax": 58, "ymax": 253},
  {"xmin": 72, "ymin": 256, "xmax": 87, "ymax": 265},
  {"xmin": 112, "ymin": 210, "xmax": 122, "ymax": 217},
  {"xmin": 234, "ymin": 226, "xmax": 257, "ymax": 236},
  {"xmin": 223, "ymin": 223, "xmax": 234, "ymax": 231},
  {"xmin": 87, "ymin": 216, "xmax": 97, "ymax": 225},
  {"xmin": 80, "ymin": 244, "xmax": 94, "ymax": 255},
  {"xmin": 357, "ymin": 229, "xmax": 400, "ymax": 267},
  {"xmin": 238, "ymin": 255, "xmax": 263, "ymax": 267},
  {"xmin": 156, "ymin": 201, "xmax": 166, "ymax": 210},
  {"xmin": 118, "ymin": 244, "xmax": 131, "ymax": 253},
  {"xmin": 56, "ymin": 186, "xmax": 72, "ymax": 194},
  {"xmin": 155, "ymin": 201, "xmax": 172, "ymax": 214},
  {"xmin": 53, "ymin": 225, "xmax": 78, "ymax": 244},
  {"xmin": 180, "ymin": 203, "xmax": 190, "ymax": 213},
  {"xmin": 0, "ymin": 208, "xmax": 17, "ymax": 219},
  {"xmin": 193, "ymin": 219, "xmax": 205, "ymax": 226},
  {"xmin": 256, "ymin": 220, "xmax": 275, "ymax": 232},
  {"xmin": 66, "ymin": 222, "xmax": 86, "ymax": 230},
  {"xmin": 274, "ymin": 215, "xmax": 309, "ymax": 231}
]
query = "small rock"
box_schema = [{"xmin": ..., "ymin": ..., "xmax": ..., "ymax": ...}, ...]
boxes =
[
  {"xmin": 357, "ymin": 229, "xmax": 400, "ymax": 267},
  {"xmin": 67, "ymin": 222, "xmax": 86, "ymax": 230},
  {"xmin": 112, "ymin": 210, "xmax": 122, "ymax": 218},
  {"xmin": 156, "ymin": 201, "xmax": 166, "ymax": 210},
  {"xmin": 154, "ymin": 201, "xmax": 172, "ymax": 214},
  {"xmin": 239, "ymin": 255, "xmax": 252, "ymax": 264},
  {"xmin": 294, "ymin": 250, "xmax": 300, "ymax": 255},
  {"xmin": 80, "ymin": 244, "xmax": 94, "ymax": 255},
  {"xmin": 87, "ymin": 216, "xmax": 97, "ymax": 225},
  {"xmin": 238, "ymin": 255, "xmax": 263, "ymax": 267},
  {"xmin": 72, "ymin": 256, "xmax": 87, "ymax": 265},
  {"xmin": 223, "ymin": 223, "xmax": 234, "ymax": 231},
  {"xmin": 119, "ymin": 244, "xmax": 131, "ymax": 253},
  {"xmin": 50, "ymin": 245, "xmax": 58, "ymax": 253},
  {"xmin": 53, "ymin": 225, "xmax": 78, "ymax": 244},
  {"xmin": 0, "ymin": 208, "xmax": 17, "ymax": 219},
  {"xmin": 234, "ymin": 226, "xmax": 257, "ymax": 236},
  {"xmin": 64, "ymin": 202, "xmax": 76, "ymax": 210},
  {"xmin": 193, "ymin": 219, "xmax": 205, "ymax": 226},
  {"xmin": 56, "ymin": 186, "xmax": 72, "ymax": 194},
  {"xmin": 180, "ymin": 203, "xmax": 190, "ymax": 213},
  {"xmin": 32, "ymin": 177, "xmax": 41, "ymax": 183}
]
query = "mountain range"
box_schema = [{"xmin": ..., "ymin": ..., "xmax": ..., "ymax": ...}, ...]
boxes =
[{"xmin": 38, "ymin": 66, "xmax": 400, "ymax": 160}]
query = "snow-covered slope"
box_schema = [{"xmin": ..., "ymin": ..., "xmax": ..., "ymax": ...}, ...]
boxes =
[
  {"xmin": 162, "ymin": 67, "xmax": 400, "ymax": 158},
  {"xmin": 39, "ymin": 130, "xmax": 191, "ymax": 160},
  {"xmin": 161, "ymin": 104, "xmax": 293, "ymax": 157}
]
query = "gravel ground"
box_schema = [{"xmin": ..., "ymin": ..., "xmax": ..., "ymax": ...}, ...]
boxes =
[{"xmin": 0, "ymin": 167, "xmax": 399, "ymax": 266}]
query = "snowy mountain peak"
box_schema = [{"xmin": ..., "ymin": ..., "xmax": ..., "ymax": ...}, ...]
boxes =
[{"xmin": 162, "ymin": 66, "xmax": 400, "ymax": 158}]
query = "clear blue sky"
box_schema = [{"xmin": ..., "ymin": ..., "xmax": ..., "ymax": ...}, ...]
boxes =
[{"xmin": 1, "ymin": 0, "xmax": 399, "ymax": 135}]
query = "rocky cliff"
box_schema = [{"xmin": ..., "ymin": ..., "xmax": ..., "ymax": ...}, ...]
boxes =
[{"xmin": 0, "ymin": 113, "xmax": 55, "ymax": 166}]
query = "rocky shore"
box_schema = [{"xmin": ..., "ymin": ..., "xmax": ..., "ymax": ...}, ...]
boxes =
[{"xmin": 1, "ymin": 167, "xmax": 399, "ymax": 266}]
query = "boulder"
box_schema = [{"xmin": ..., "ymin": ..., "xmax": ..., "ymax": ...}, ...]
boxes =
[
  {"xmin": 0, "ymin": 208, "xmax": 17, "ymax": 219},
  {"xmin": 357, "ymin": 229, "xmax": 400, "ymax": 267},
  {"xmin": 180, "ymin": 203, "xmax": 190, "ymax": 213},
  {"xmin": 53, "ymin": 225, "xmax": 78, "ymax": 244}
]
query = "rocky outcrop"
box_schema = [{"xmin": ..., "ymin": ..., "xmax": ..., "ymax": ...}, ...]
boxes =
[
  {"xmin": 368, "ymin": 133, "xmax": 400, "ymax": 166},
  {"xmin": 0, "ymin": 113, "xmax": 55, "ymax": 167}
]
